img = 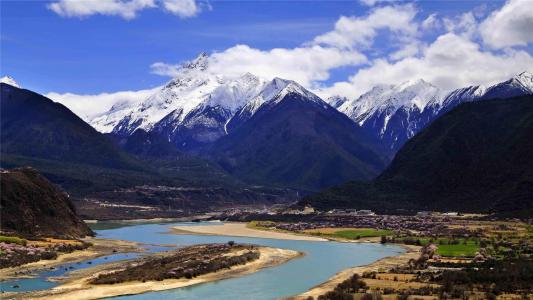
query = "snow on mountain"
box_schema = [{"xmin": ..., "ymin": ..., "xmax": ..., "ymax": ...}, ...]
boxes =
[
  {"xmin": 481, "ymin": 71, "xmax": 533, "ymax": 100},
  {"xmin": 1, "ymin": 76, "xmax": 20, "ymax": 88},
  {"xmin": 108, "ymin": 53, "xmax": 224, "ymax": 136},
  {"xmin": 225, "ymin": 77, "xmax": 325, "ymax": 133},
  {"xmin": 205, "ymin": 72, "xmax": 268, "ymax": 112},
  {"xmin": 334, "ymin": 71, "xmax": 533, "ymax": 154},
  {"xmin": 440, "ymin": 85, "xmax": 486, "ymax": 107},
  {"xmin": 337, "ymin": 79, "xmax": 441, "ymax": 148},
  {"xmin": 339, "ymin": 79, "xmax": 441, "ymax": 126},
  {"xmin": 88, "ymin": 52, "xmax": 531, "ymax": 157},
  {"xmin": 503, "ymin": 71, "xmax": 533, "ymax": 91},
  {"xmin": 90, "ymin": 98, "xmax": 151, "ymax": 133},
  {"xmin": 98, "ymin": 51, "xmax": 331, "ymax": 149},
  {"xmin": 148, "ymin": 72, "xmax": 269, "ymax": 148},
  {"xmin": 238, "ymin": 77, "xmax": 323, "ymax": 116},
  {"xmin": 97, "ymin": 52, "xmax": 330, "ymax": 150},
  {"xmin": 326, "ymin": 95, "xmax": 348, "ymax": 109}
]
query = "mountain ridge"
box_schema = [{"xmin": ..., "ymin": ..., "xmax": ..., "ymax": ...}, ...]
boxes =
[
  {"xmin": 300, "ymin": 95, "xmax": 533, "ymax": 216},
  {"xmin": 209, "ymin": 91, "xmax": 388, "ymax": 191},
  {"xmin": 335, "ymin": 71, "xmax": 533, "ymax": 154}
]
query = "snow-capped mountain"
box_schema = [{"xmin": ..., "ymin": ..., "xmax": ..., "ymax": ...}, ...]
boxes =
[
  {"xmin": 90, "ymin": 99, "xmax": 142, "ymax": 133},
  {"xmin": 92, "ymin": 52, "xmax": 337, "ymax": 151},
  {"xmin": 226, "ymin": 77, "xmax": 324, "ymax": 132},
  {"xmin": 210, "ymin": 88, "xmax": 387, "ymax": 190},
  {"xmin": 481, "ymin": 71, "xmax": 533, "ymax": 100},
  {"xmin": 150, "ymin": 76, "xmax": 327, "ymax": 150},
  {"xmin": 94, "ymin": 53, "xmax": 276, "ymax": 146},
  {"xmin": 107, "ymin": 53, "xmax": 224, "ymax": 136},
  {"xmin": 326, "ymin": 95, "xmax": 348, "ymax": 109},
  {"xmin": 335, "ymin": 71, "xmax": 533, "ymax": 154},
  {"xmin": 0, "ymin": 76, "xmax": 20, "ymax": 88},
  {"xmin": 151, "ymin": 72, "xmax": 269, "ymax": 150},
  {"xmin": 337, "ymin": 79, "xmax": 441, "ymax": 153},
  {"xmin": 89, "ymin": 52, "xmax": 531, "ymax": 159}
]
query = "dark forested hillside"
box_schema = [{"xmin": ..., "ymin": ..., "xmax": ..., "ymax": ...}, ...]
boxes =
[
  {"xmin": 0, "ymin": 83, "xmax": 296, "ymax": 212},
  {"xmin": 0, "ymin": 83, "xmax": 142, "ymax": 170},
  {"xmin": 210, "ymin": 92, "xmax": 388, "ymax": 191},
  {"xmin": 300, "ymin": 96, "xmax": 533, "ymax": 217}
]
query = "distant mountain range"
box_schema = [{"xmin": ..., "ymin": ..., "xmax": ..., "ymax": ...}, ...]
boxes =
[
  {"xmin": 2, "ymin": 54, "xmax": 532, "ymax": 209},
  {"xmin": 86, "ymin": 54, "xmax": 391, "ymax": 190},
  {"xmin": 209, "ymin": 89, "xmax": 387, "ymax": 190},
  {"xmin": 300, "ymin": 95, "xmax": 533, "ymax": 217},
  {"xmin": 333, "ymin": 71, "xmax": 533, "ymax": 153},
  {"xmin": 0, "ymin": 83, "xmax": 296, "ymax": 211},
  {"xmin": 88, "ymin": 53, "xmax": 532, "ymax": 163}
]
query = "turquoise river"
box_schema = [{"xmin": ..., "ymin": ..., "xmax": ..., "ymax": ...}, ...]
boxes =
[{"xmin": 1, "ymin": 222, "xmax": 405, "ymax": 299}]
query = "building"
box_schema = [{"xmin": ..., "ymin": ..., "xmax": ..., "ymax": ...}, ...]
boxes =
[{"xmin": 356, "ymin": 210, "xmax": 376, "ymax": 216}]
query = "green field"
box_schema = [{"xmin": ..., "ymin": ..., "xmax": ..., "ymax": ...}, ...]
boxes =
[
  {"xmin": 397, "ymin": 237, "xmax": 480, "ymax": 257},
  {"xmin": 306, "ymin": 228, "xmax": 393, "ymax": 240},
  {"xmin": 0, "ymin": 235, "xmax": 27, "ymax": 246},
  {"xmin": 333, "ymin": 229, "xmax": 393, "ymax": 239},
  {"xmin": 436, "ymin": 241, "xmax": 479, "ymax": 257}
]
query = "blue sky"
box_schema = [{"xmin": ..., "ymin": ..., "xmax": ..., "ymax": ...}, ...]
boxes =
[{"xmin": 1, "ymin": 0, "xmax": 510, "ymax": 95}]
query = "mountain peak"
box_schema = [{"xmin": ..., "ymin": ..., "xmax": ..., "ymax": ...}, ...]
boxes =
[
  {"xmin": 512, "ymin": 71, "xmax": 533, "ymax": 90},
  {"xmin": 0, "ymin": 76, "xmax": 20, "ymax": 88},
  {"xmin": 266, "ymin": 77, "xmax": 323, "ymax": 105},
  {"xmin": 270, "ymin": 77, "xmax": 293, "ymax": 88},
  {"xmin": 237, "ymin": 72, "xmax": 260, "ymax": 83},
  {"xmin": 396, "ymin": 78, "xmax": 435, "ymax": 91},
  {"xmin": 515, "ymin": 70, "xmax": 532, "ymax": 79},
  {"xmin": 327, "ymin": 95, "xmax": 348, "ymax": 109},
  {"xmin": 183, "ymin": 52, "xmax": 209, "ymax": 71}
]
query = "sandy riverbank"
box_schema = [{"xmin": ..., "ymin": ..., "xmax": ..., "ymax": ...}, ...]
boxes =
[
  {"xmin": 171, "ymin": 222, "xmax": 327, "ymax": 241},
  {"xmin": 17, "ymin": 246, "xmax": 301, "ymax": 300},
  {"xmin": 0, "ymin": 238, "xmax": 141, "ymax": 280},
  {"xmin": 289, "ymin": 244, "xmax": 421, "ymax": 299}
]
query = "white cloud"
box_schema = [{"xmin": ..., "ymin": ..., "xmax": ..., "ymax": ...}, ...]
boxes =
[
  {"xmin": 47, "ymin": 88, "xmax": 159, "ymax": 121},
  {"xmin": 150, "ymin": 0, "xmax": 533, "ymax": 100},
  {"xmin": 322, "ymin": 33, "xmax": 533, "ymax": 99},
  {"xmin": 162, "ymin": 0, "xmax": 201, "ymax": 18},
  {"xmin": 151, "ymin": 45, "xmax": 367, "ymax": 87},
  {"xmin": 443, "ymin": 12, "xmax": 479, "ymax": 38},
  {"xmin": 421, "ymin": 13, "xmax": 440, "ymax": 31},
  {"xmin": 150, "ymin": 62, "xmax": 183, "ymax": 77},
  {"xmin": 388, "ymin": 42, "xmax": 421, "ymax": 61},
  {"xmin": 209, "ymin": 45, "xmax": 367, "ymax": 87},
  {"xmin": 48, "ymin": 0, "xmax": 157, "ymax": 19},
  {"xmin": 480, "ymin": 0, "xmax": 533, "ymax": 49},
  {"xmin": 313, "ymin": 4, "xmax": 418, "ymax": 49},
  {"xmin": 53, "ymin": 0, "xmax": 533, "ymax": 119},
  {"xmin": 47, "ymin": 0, "xmax": 206, "ymax": 19},
  {"xmin": 359, "ymin": 0, "xmax": 403, "ymax": 7}
]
